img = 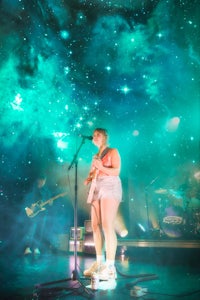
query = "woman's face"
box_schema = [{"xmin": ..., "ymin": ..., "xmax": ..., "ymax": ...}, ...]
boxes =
[{"xmin": 92, "ymin": 130, "xmax": 107, "ymax": 147}]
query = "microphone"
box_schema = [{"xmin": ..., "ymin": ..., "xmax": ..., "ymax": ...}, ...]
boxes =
[{"xmin": 79, "ymin": 134, "xmax": 93, "ymax": 140}]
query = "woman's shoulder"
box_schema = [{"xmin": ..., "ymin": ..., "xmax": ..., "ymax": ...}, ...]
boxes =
[
  {"xmin": 108, "ymin": 147, "xmax": 118, "ymax": 151},
  {"xmin": 107, "ymin": 147, "xmax": 119, "ymax": 155},
  {"xmin": 101, "ymin": 147, "xmax": 119, "ymax": 159}
]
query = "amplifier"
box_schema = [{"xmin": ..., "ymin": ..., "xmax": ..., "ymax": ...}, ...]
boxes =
[
  {"xmin": 69, "ymin": 240, "xmax": 84, "ymax": 252},
  {"xmin": 84, "ymin": 220, "xmax": 92, "ymax": 233},
  {"xmin": 84, "ymin": 233, "xmax": 95, "ymax": 254},
  {"xmin": 70, "ymin": 227, "xmax": 85, "ymax": 240}
]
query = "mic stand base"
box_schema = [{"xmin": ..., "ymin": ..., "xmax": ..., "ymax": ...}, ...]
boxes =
[{"xmin": 33, "ymin": 272, "xmax": 94, "ymax": 299}]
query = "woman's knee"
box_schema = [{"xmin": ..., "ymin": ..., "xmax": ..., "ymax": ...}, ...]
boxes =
[
  {"xmin": 91, "ymin": 221, "xmax": 101, "ymax": 232},
  {"xmin": 102, "ymin": 220, "xmax": 114, "ymax": 233}
]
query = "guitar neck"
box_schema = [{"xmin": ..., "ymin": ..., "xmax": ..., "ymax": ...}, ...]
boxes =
[{"xmin": 40, "ymin": 192, "xmax": 67, "ymax": 207}]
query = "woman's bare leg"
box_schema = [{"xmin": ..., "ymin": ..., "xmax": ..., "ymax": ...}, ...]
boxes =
[
  {"xmin": 101, "ymin": 198, "xmax": 120, "ymax": 261},
  {"xmin": 91, "ymin": 200, "xmax": 104, "ymax": 256}
]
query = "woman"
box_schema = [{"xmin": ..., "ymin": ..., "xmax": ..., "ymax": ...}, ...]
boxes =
[{"xmin": 83, "ymin": 128, "xmax": 122, "ymax": 280}]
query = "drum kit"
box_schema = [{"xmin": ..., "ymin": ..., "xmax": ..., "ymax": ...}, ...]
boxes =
[{"xmin": 154, "ymin": 188, "xmax": 200, "ymax": 238}]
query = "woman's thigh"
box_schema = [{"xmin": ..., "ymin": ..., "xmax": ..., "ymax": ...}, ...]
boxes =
[
  {"xmin": 91, "ymin": 200, "xmax": 101, "ymax": 228},
  {"xmin": 101, "ymin": 198, "xmax": 120, "ymax": 227}
]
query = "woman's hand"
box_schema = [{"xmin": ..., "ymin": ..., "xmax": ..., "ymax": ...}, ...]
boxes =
[
  {"xmin": 93, "ymin": 157, "xmax": 103, "ymax": 170},
  {"xmin": 49, "ymin": 199, "xmax": 53, "ymax": 206},
  {"xmin": 84, "ymin": 177, "xmax": 92, "ymax": 185}
]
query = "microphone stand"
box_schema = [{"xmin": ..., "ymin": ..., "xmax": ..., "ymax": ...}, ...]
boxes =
[
  {"xmin": 33, "ymin": 137, "xmax": 93, "ymax": 298},
  {"xmin": 67, "ymin": 137, "xmax": 86, "ymax": 280}
]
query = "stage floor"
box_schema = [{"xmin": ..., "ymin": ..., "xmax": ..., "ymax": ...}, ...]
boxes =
[
  {"xmin": 117, "ymin": 238, "xmax": 200, "ymax": 248},
  {"xmin": 1, "ymin": 239, "xmax": 200, "ymax": 300}
]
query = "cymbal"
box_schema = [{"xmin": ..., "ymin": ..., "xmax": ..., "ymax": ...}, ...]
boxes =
[
  {"xmin": 168, "ymin": 189, "xmax": 182, "ymax": 198},
  {"xmin": 155, "ymin": 188, "xmax": 168, "ymax": 194}
]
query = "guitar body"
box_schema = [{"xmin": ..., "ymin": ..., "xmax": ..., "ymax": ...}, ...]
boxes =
[
  {"xmin": 87, "ymin": 179, "xmax": 96, "ymax": 204},
  {"xmin": 86, "ymin": 147, "xmax": 110, "ymax": 204},
  {"xmin": 25, "ymin": 192, "xmax": 67, "ymax": 218},
  {"xmin": 25, "ymin": 205, "xmax": 46, "ymax": 218}
]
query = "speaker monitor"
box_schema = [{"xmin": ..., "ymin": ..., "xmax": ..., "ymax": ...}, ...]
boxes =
[
  {"xmin": 84, "ymin": 220, "xmax": 92, "ymax": 233},
  {"xmin": 70, "ymin": 227, "xmax": 85, "ymax": 240},
  {"xmin": 69, "ymin": 240, "xmax": 84, "ymax": 252}
]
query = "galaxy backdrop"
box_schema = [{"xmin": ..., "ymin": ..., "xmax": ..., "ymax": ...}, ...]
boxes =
[{"xmin": 0, "ymin": 0, "xmax": 200, "ymax": 246}]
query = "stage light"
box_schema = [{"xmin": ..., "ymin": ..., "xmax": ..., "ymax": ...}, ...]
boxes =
[
  {"xmin": 120, "ymin": 85, "xmax": 131, "ymax": 94},
  {"xmin": 10, "ymin": 93, "xmax": 23, "ymax": 111},
  {"xmin": 114, "ymin": 212, "xmax": 128, "ymax": 238},
  {"xmin": 194, "ymin": 171, "xmax": 200, "ymax": 180},
  {"xmin": 133, "ymin": 130, "xmax": 139, "ymax": 136},
  {"xmin": 57, "ymin": 139, "xmax": 68, "ymax": 149},
  {"xmin": 165, "ymin": 117, "xmax": 180, "ymax": 132}
]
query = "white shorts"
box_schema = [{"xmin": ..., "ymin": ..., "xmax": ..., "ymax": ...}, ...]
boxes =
[{"xmin": 92, "ymin": 176, "xmax": 122, "ymax": 202}]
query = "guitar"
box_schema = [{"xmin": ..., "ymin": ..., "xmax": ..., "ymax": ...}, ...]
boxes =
[
  {"xmin": 87, "ymin": 147, "xmax": 110, "ymax": 204},
  {"xmin": 25, "ymin": 192, "xmax": 67, "ymax": 218},
  {"xmin": 87, "ymin": 173, "xmax": 98, "ymax": 204}
]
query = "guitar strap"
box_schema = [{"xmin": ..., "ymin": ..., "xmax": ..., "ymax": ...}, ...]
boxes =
[{"xmin": 99, "ymin": 147, "xmax": 110, "ymax": 160}]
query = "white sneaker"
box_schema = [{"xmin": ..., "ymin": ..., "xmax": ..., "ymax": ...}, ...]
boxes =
[
  {"xmin": 24, "ymin": 247, "xmax": 32, "ymax": 255},
  {"xmin": 83, "ymin": 261, "xmax": 100, "ymax": 277},
  {"xmin": 34, "ymin": 248, "xmax": 41, "ymax": 255},
  {"xmin": 98, "ymin": 264, "xmax": 117, "ymax": 281},
  {"xmin": 120, "ymin": 229, "xmax": 128, "ymax": 238}
]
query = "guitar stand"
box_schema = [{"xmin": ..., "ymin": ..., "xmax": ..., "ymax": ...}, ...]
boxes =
[{"xmin": 33, "ymin": 137, "xmax": 93, "ymax": 299}]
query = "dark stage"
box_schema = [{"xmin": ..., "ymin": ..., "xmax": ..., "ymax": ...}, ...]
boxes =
[{"xmin": 1, "ymin": 235, "xmax": 200, "ymax": 300}]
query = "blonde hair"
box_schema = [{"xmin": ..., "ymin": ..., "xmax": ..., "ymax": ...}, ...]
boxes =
[{"xmin": 94, "ymin": 128, "xmax": 108, "ymax": 137}]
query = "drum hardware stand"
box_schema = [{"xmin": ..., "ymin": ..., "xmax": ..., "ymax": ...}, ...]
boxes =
[
  {"xmin": 33, "ymin": 137, "xmax": 94, "ymax": 299},
  {"xmin": 144, "ymin": 177, "xmax": 159, "ymax": 237}
]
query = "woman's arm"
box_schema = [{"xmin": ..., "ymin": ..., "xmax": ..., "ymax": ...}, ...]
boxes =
[
  {"xmin": 84, "ymin": 157, "xmax": 97, "ymax": 185},
  {"xmin": 93, "ymin": 148, "xmax": 121, "ymax": 176}
]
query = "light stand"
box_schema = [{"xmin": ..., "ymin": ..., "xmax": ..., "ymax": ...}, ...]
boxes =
[
  {"xmin": 144, "ymin": 187, "xmax": 151, "ymax": 235},
  {"xmin": 33, "ymin": 137, "xmax": 93, "ymax": 299}
]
